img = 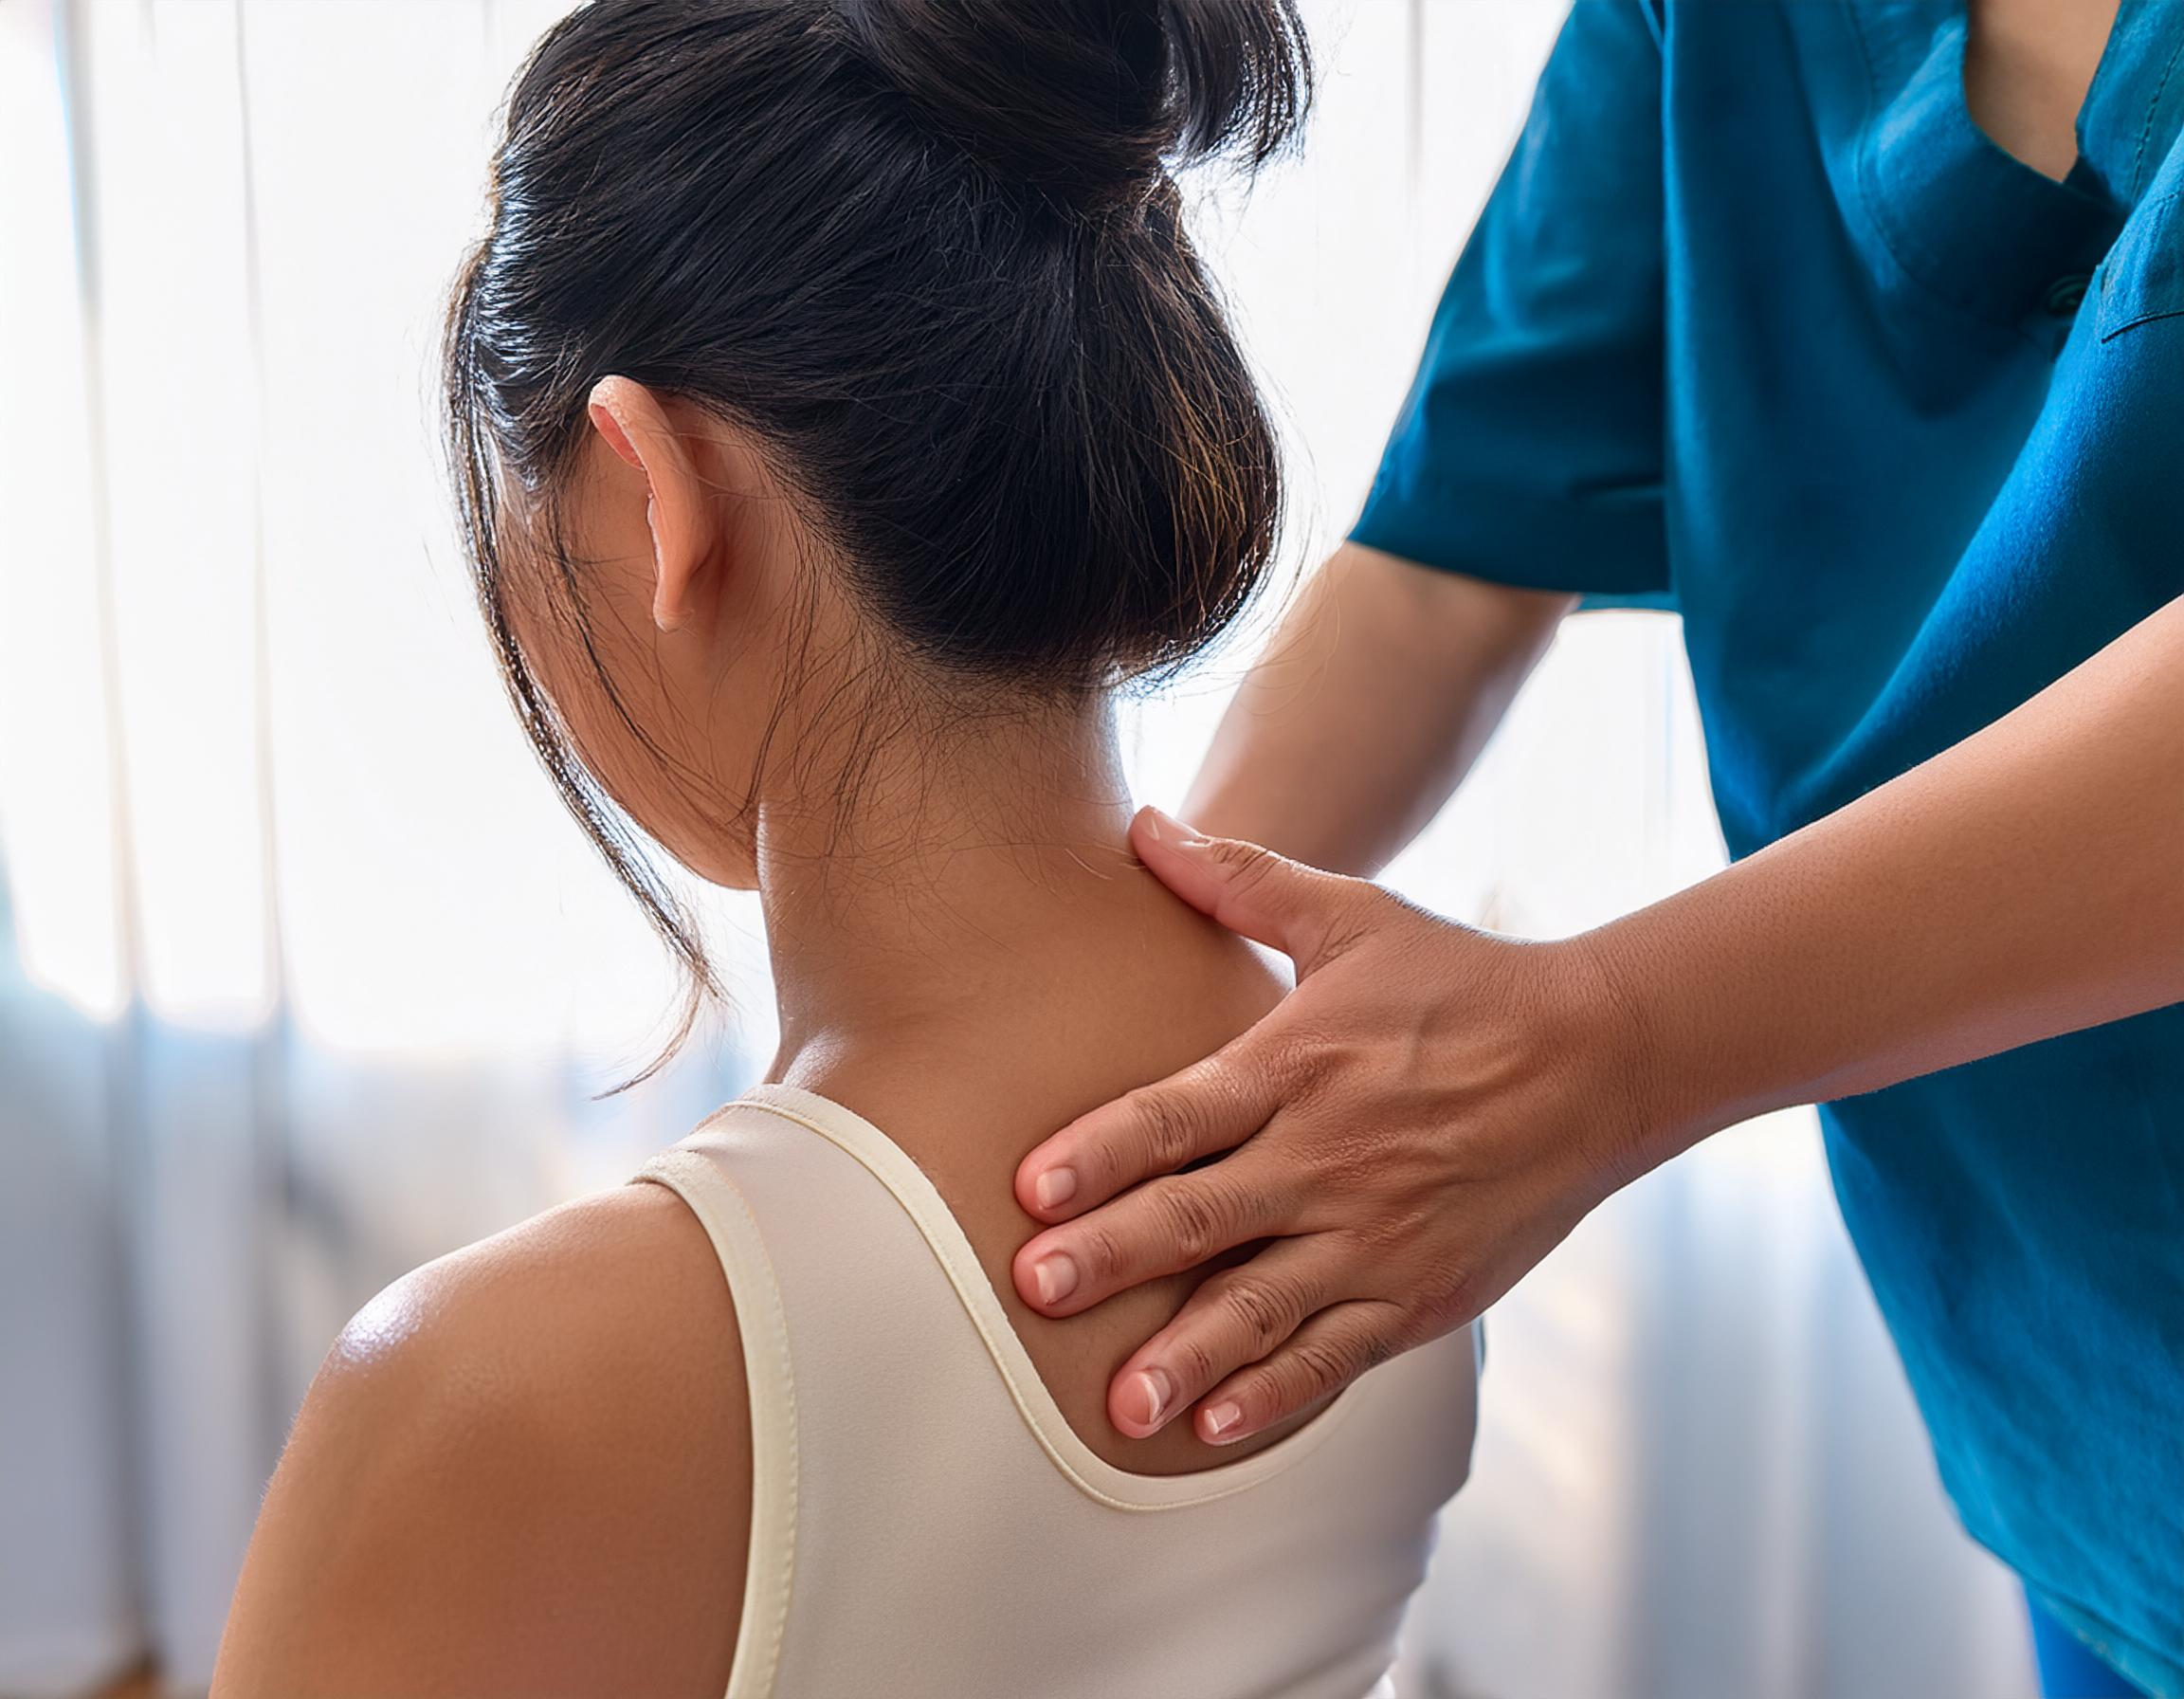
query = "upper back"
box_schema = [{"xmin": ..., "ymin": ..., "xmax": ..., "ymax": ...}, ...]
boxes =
[
  {"xmin": 217, "ymin": 1089, "xmax": 1474, "ymax": 1699},
  {"xmin": 638, "ymin": 1087, "xmax": 1479, "ymax": 1699}
]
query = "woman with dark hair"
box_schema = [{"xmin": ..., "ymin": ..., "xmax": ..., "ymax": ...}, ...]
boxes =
[{"xmin": 209, "ymin": 3, "xmax": 1477, "ymax": 1695}]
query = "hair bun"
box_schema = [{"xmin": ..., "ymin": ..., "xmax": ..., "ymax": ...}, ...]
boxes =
[{"xmin": 841, "ymin": 0, "xmax": 1309, "ymax": 209}]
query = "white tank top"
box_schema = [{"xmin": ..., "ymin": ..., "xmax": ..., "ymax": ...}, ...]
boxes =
[{"xmin": 633, "ymin": 1084, "xmax": 1479, "ymax": 1699}]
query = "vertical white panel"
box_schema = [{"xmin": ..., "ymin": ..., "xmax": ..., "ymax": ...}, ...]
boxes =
[
  {"xmin": 0, "ymin": 0, "xmax": 124, "ymax": 1019},
  {"xmin": 86, "ymin": 0, "xmax": 270, "ymax": 1028},
  {"xmin": 0, "ymin": 6, "xmax": 141, "ymax": 1694}
]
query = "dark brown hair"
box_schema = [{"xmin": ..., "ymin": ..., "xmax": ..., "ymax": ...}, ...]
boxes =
[{"xmin": 446, "ymin": 0, "xmax": 1310, "ymax": 1076}]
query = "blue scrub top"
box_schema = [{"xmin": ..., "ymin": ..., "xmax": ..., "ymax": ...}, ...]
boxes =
[{"xmin": 1353, "ymin": 2, "xmax": 2184, "ymax": 1690}]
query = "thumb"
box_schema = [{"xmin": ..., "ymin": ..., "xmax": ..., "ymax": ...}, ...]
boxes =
[{"xmin": 1129, "ymin": 807, "xmax": 1381, "ymax": 974}]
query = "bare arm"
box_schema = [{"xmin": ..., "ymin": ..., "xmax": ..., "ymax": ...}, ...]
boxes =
[
  {"xmin": 211, "ymin": 1186, "xmax": 747, "ymax": 1699},
  {"xmin": 1013, "ymin": 593, "xmax": 2184, "ymax": 1443},
  {"xmin": 1598, "ymin": 589, "xmax": 2184, "ymax": 1154},
  {"xmin": 1186, "ymin": 541, "xmax": 1574, "ymax": 875}
]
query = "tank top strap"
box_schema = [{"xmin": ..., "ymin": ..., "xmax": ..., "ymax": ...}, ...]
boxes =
[
  {"xmin": 729, "ymin": 1083, "xmax": 1378, "ymax": 1509},
  {"xmin": 629, "ymin": 1089, "xmax": 1479, "ymax": 1699},
  {"xmin": 631, "ymin": 1143, "xmax": 797, "ymax": 1699}
]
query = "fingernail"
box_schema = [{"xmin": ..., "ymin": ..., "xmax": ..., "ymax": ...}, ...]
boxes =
[
  {"xmin": 1202, "ymin": 1400, "xmax": 1245, "ymax": 1442},
  {"xmin": 1031, "ymin": 1252, "xmax": 1079, "ymax": 1307},
  {"xmin": 1033, "ymin": 1166, "xmax": 1078, "ymax": 1212},
  {"xmin": 1144, "ymin": 807, "xmax": 1208, "ymax": 850},
  {"xmin": 1125, "ymin": 1367, "xmax": 1175, "ymax": 1430}
]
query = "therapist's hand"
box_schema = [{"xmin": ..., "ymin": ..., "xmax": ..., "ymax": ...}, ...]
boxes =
[{"xmin": 1011, "ymin": 807, "xmax": 1666, "ymax": 1446}]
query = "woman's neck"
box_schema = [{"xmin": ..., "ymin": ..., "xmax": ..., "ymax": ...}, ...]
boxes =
[
  {"xmin": 745, "ymin": 700, "xmax": 1301, "ymax": 1478},
  {"xmin": 752, "ymin": 702, "xmax": 1279, "ymax": 1133}
]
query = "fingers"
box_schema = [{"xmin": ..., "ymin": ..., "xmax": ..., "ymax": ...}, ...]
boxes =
[
  {"xmin": 1014, "ymin": 1041, "xmax": 1283, "ymax": 1226},
  {"xmin": 1191, "ymin": 1298, "xmax": 1408, "ymax": 1445},
  {"xmin": 1013, "ymin": 1150, "xmax": 1298, "ymax": 1320},
  {"xmin": 1102, "ymin": 1238, "xmax": 1338, "ymax": 1437},
  {"xmin": 1128, "ymin": 807, "xmax": 1383, "ymax": 975}
]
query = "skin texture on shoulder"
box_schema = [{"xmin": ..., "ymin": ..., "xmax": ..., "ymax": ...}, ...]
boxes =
[{"xmin": 210, "ymin": 1182, "xmax": 748, "ymax": 1699}]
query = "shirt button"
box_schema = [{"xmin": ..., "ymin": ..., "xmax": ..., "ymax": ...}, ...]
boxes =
[{"xmin": 2043, "ymin": 274, "xmax": 2091, "ymax": 317}]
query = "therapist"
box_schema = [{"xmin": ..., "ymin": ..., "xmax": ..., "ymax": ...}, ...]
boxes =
[{"xmin": 1010, "ymin": 2, "xmax": 2183, "ymax": 1694}]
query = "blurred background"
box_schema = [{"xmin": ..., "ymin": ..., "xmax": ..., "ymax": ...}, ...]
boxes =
[{"xmin": 0, "ymin": 1, "xmax": 2045, "ymax": 1695}]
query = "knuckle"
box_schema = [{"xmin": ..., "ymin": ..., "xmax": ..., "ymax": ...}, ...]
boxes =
[
  {"xmin": 1288, "ymin": 1336, "xmax": 1355, "ymax": 1396},
  {"xmin": 1216, "ymin": 1275, "xmax": 1296, "ymax": 1357},
  {"xmin": 1198, "ymin": 1054, "xmax": 1264, "ymax": 1130},
  {"xmin": 1260, "ymin": 1030, "xmax": 1324, "ymax": 1096},
  {"xmin": 1282, "ymin": 1019, "xmax": 1366, "ymax": 1093},
  {"xmin": 1206, "ymin": 837, "xmax": 1277, "ymax": 887},
  {"xmin": 1159, "ymin": 1180, "xmax": 1230, "ymax": 1267},
  {"xmin": 1238, "ymin": 1020, "xmax": 1335, "ymax": 1106},
  {"xmin": 1133, "ymin": 1090, "xmax": 1203, "ymax": 1173},
  {"xmin": 1418, "ymin": 1259, "xmax": 1479, "ymax": 1323},
  {"xmin": 1278, "ymin": 1309, "xmax": 1398, "ymax": 1402},
  {"xmin": 1169, "ymin": 1331, "xmax": 1223, "ymax": 1391},
  {"xmin": 1075, "ymin": 1223, "xmax": 1127, "ymax": 1286}
]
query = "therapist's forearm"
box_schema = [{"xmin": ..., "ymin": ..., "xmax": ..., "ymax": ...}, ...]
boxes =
[
  {"xmin": 1591, "ymin": 594, "xmax": 2184, "ymax": 1166},
  {"xmin": 1185, "ymin": 542, "xmax": 1574, "ymax": 876}
]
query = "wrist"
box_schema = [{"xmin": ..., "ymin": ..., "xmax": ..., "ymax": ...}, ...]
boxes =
[{"xmin": 1554, "ymin": 916, "xmax": 1727, "ymax": 1183}]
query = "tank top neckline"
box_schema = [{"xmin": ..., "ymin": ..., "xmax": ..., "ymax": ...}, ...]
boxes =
[{"xmin": 722, "ymin": 1082, "xmax": 1370, "ymax": 1512}]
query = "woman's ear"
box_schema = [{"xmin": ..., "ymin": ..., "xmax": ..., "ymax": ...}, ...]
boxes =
[{"xmin": 586, "ymin": 376, "xmax": 716, "ymax": 634}]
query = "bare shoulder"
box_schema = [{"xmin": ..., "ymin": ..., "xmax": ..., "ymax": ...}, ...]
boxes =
[{"xmin": 212, "ymin": 1180, "xmax": 748, "ymax": 1699}]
